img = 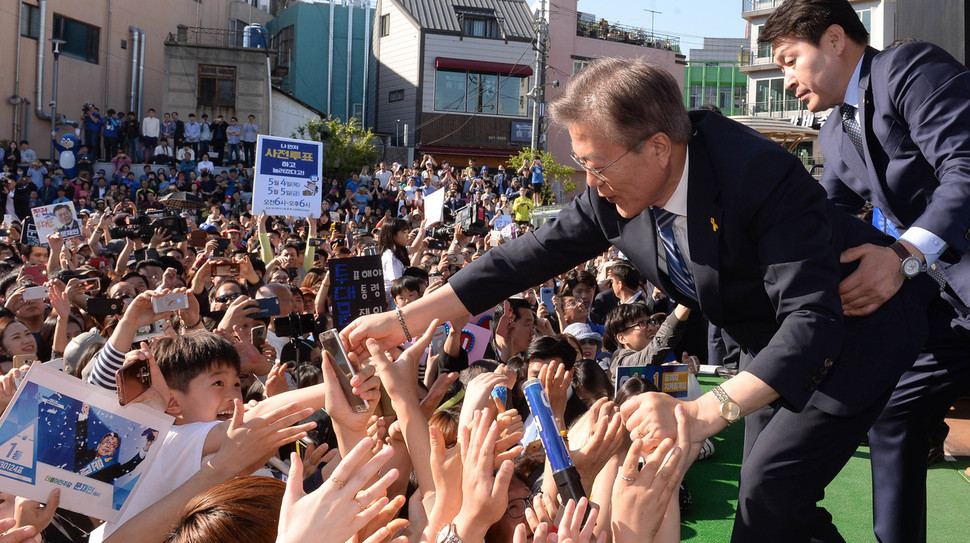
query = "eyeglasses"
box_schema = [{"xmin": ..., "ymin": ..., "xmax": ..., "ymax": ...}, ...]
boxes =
[
  {"xmin": 215, "ymin": 292, "xmax": 243, "ymax": 304},
  {"xmin": 623, "ymin": 318, "xmax": 661, "ymax": 332},
  {"xmin": 570, "ymin": 138, "xmax": 646, "ymax": 182},
  {"xmin": 506, "ymin": 492, "xmax": 542, "ymax": 519}
]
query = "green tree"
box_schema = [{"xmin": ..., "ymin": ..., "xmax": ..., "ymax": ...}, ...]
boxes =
[
  {"xmin": 508, "ymin": 148, "xmax": 577, "ymax": 205},
  {"xmin": 292, "ymin": 116, "xmax": 379, "ymax": 179}
]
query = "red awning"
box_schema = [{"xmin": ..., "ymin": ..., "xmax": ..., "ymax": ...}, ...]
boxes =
[
  {"xmin": 435, "ymin": 57, "xmax": 533, "ymax": 76},
  {"xmin": 419, "ymin": 144, "xmax": 520, "ymax": 158}
]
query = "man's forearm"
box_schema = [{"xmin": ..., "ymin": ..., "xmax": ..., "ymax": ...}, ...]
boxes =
[{"xmin": 689, "ymin": 371, "xmax": 779, "ymax": 439}]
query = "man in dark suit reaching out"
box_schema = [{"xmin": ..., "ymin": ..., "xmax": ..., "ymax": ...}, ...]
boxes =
[
  {"xmin": 341, "ymin": 57, "xmax": 937, "ymax": 541},
  {"xmin": 761, "ymin": 2, "xmax": 970, "ymax": 541}
]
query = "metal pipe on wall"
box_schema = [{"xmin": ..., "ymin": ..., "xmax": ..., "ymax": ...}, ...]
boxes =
[
  {"xmin": 34, "ymin": 0, "xmax": 51, "ymax": 121},
  {"xmin": 13, "ymin": 0, "xmax": 24, "ymax": 139},
  {"xmin": 137, "ymin": 29, "xmax": 146, "ymax": 120},
  {"xmin": 362, "ymin": 0, "xmax": 371, "ymax": 126},
  {"xmin": 104, "ymin": 0, "xmax": 113, "ymax": 108},
  {"xmin": 328, "ymin": 0, "xmax": 335, "ymax": 118},
  {"xmin": 346, "ymin": 1, "xmax": 353, "ymax": 121},
  {"xmin": 129, "ymin": 27, "xmax": 141, "ymax": 113}
]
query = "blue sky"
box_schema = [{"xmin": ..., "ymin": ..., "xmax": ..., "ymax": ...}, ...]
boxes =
[{"xmin": 574, "ymin": 0, "xmax": 749, "ymax": 54}]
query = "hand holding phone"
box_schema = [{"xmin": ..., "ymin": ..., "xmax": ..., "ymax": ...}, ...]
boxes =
[
  {"xmin": 320, "ymin": 329, "xmax": 369, "ymax": 413},
  {"xmin": 252, "ymin": 297, "xmax": 281, "ymax": 319},
  {"xmin": 116, "ymin": 358, "xmax": 151, "ymax": 406},
  {"xmin": 87, "ymin": 297, "xmax": 124, "ymax": 316},
  {"xmin": 250, "ymin": 325, "xmax": 267, "ymax": 347},
  {"xmin": 151, "ymin": 292, "xmax": 190, "ymax": 313},
  {"xmin": 22, "ymin": 286, "xmax": 49, "ymax": 301}
]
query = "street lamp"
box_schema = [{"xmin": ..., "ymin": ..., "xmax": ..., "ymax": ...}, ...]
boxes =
[
  {"xmin": 49, "ymin": 38, "xmax": 66, "ymax": 161},
  {"xmin": 395, "ymin": 119, "xmax": 401, "ymax": 147}
]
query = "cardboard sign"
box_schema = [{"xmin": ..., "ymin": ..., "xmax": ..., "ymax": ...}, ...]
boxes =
[
  {"xmin": 252, "ymin": 135, "xmax": 323, "ymax": 218},
  {"xmin": 0, "ymin": 363, "xmax": 173, "ymax": 522},
  {"xmin": 19, "ymin": 217, "xmax": 46, "ymax": 247},
  {"xmin": 423, "ymin": 188, "xmax": 445, "ymax": 226},
  {"xmin": 615, "ymin": 364, "xmax": 690, "ymax": 399},
  {"xmin": 329, "ymin": 255, "xmax": 386, "ymax": 330},
  {"xmin": 31, "ymin": 202, "xmax": 81, "ymax": 241}
]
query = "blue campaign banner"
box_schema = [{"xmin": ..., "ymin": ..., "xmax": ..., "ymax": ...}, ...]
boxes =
[
  {"xmin": 329, "ymin": 256, "xmax": 386, "ymax": 330},
  {"xmin": 615, "ymin": 364, "xmax": 690, "ymax": 398},
  {"xmin": 252, "ymin": 135, "xmax": 324, "ymax": 218}
]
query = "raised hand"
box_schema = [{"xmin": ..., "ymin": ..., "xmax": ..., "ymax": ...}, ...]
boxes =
[{"xmin": 277, "ymin": 437, "xmax": 399, "ymax": 543}]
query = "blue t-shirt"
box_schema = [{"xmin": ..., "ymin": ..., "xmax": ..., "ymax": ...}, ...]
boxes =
[
  {"xmin": 103, "ymin": 118, "xmax": 120, "ymax": 138},
  {"xmin": 531, "ymin": 163, "xmax": 544, "ymax": 185}
]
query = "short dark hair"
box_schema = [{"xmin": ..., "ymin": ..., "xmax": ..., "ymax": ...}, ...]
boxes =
[
  {"xmin": 491, "ymin": 298, "xmax": 534, "ymax": 334},
  {"xmin": 524, "ymin": 335, "xmax": 578, "ymax": 370},
  {"xmin": 390, "ymin": 275, "xmax": 423, "ymax": 298},
  {"xmin": 609, "ymin": 261, "xmax": 641, "ymax": 291},
  {"xmin": 151, "ymin": 331, "xmax": 241, "ymax": 393},
  {"xmin": 559, "ymin": 269, "xmax": 596, "ymax": 297},
  {"xmin": 603, "ymin": 303, "xmax": 649, "ymax": 352},
  {"xmin": 760, "ymin": 0, "xmax": 869, "ymax": 47}
]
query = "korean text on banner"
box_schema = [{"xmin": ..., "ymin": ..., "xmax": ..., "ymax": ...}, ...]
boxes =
[{"xmin": 252, "ymin": 135, "xmax": 323, "ymax": 218}]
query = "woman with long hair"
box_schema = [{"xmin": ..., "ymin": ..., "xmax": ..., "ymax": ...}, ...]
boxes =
[{"xmin": 378, "ymin": 218, "xmax": 411, "ymax": 302}]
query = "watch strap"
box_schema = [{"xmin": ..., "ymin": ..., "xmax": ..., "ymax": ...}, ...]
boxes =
[
  {"xmin": 712, "ymin": 385, "xmax": 739, "ymax": 425},
  {"xmin": 888, "ymin": 241, "xmax": 910, "ymax": 261},
  {"xmin": 711, "ymin": 385, "xmax": 732, "ymax": 406}
]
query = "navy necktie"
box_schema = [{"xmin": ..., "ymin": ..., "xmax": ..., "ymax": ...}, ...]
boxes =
[
  {"xmin": 652, "ymin": 207, "xmax": 698, "ymax": 303},
  {"xmin": 840, "ymin": 103, "xmax": 865, "ymax": 158}
]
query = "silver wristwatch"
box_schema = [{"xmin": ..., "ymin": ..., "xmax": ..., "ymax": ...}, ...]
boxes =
[
  {"xmin": 437, "ymin": 523, "xmax": 464, "ymax": 543},
  {"xmin": 889, "ymin": 241, "xmax": 923, "ymax": 279}
]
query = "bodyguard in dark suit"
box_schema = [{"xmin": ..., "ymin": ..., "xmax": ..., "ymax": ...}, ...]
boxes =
[
  {"xmin": 343, "ymin": 58, "xmax": 938, "ymax": 541},
  {"xmin": 762, "ymin": 2, "xmax": 970, "ymax": 541}
]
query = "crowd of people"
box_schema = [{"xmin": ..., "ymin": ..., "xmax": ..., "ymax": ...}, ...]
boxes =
[
  {"xmin": 0, "ymin": 1, "xmax": 966, "ymax": 541},
  {"xmin": 0, "ymin": 88, "xmax": 701, "ymax": 543}
]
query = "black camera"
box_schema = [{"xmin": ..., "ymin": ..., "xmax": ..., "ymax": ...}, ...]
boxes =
[
  {"xmin": 274, "ymin": 313, "xmax": 319, "ymax": 338},
  {"xmin": 109, "ymin": 213, "xmax": 188, "ymax": 242},
  {"xmin": 455, "ymin": 203, "xmax": 490, "ymax": 237}
]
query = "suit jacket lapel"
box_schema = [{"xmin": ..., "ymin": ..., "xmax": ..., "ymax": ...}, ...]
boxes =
[
  {"xmin": 857, "ymin": 47, "xmax": 900, "ymax": 227},
  {"xmin": 685, "ymin": 134, "xmax": 722, "ymax": 323}
]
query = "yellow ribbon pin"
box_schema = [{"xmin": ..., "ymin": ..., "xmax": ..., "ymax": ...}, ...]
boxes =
[{"xmin": 710, "ymin": 218, "xmax": 718, "ymax": 232}]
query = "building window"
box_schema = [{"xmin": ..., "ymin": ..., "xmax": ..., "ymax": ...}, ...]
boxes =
[
  {"xmin": 353, "ymin": 103, "xmax": 363, "ymax": 122},
  {"xmin": 229, "ymin": 19, "xmax": 246, "ymax": 47},
  {"xmin": 380, "ymin": 14, "xmax": 390, "ymax": 37},
  {"xmin": 755, "ymin": 77, "xmax": 798, "ymax": 114},
  {"xmin": 688, "ymin": 85, "xmax": 701, "ymax": 108},
  {"xmin": 274, "ymin": 25, "xmax": 294, "ymax": 67},
  {"xmin": 20, "ymin": 2, "xmax": 40, "ymax": 39},
  {"xmin": 718, "ymin": 87, "xmax": 732, "ymax": 110},
  {"xmin": 455, "ymin": 7, "xmax": 499, "ymax": 39},
  {"xmin": 572, "ymin": 60, "xmax": 589, "ymax": 74},
  {"xmin": 434, "ymin": 68, "xmax": 529, "ymax": 117},
  {"xmin": 52, "ymin": 15, "xmax": 100, "ymax": 64},
  {"xmin": 435, "ymin": 70, "xmax": 467, "ymax": 111},
  {"xmin": 856, "ymin": 9, "xmax": 872, "ymax": 34},
  {"xmin": 198, "ymin": 65, "xmax": 236, "ymax": 108},
  {"xmin": 755, "ymin": 25, "xmax": 772, "ymax": 59},
  {"xmin": 388, "ymin": 89, "xmax": 404, "ymax": 102}
]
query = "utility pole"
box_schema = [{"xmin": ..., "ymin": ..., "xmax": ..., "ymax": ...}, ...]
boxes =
[
  {"xmin": 530, "ymin": 0, "xmax": 548, "ymax": 151},
  {"xmin": 529, "ymin": 1, "xmax": 547, "ymax": 151}
]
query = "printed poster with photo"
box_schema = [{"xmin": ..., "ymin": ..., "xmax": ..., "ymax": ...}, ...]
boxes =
[
  {"xmin": 0, "ymin": 363, "xmax": 174, "ymax": 522},
  {"xmin": 31, "ymin": 202, "xmax": 82, "ymax": 242},
  {"xmin": 252, "ymin": 135, "xmax": 323, "ymax": 219}
]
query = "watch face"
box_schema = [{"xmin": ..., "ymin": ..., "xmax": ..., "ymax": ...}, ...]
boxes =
[
  {"xmin": 902, "ymin": 256, "xmax": 922, "ymax": 277},
  {"xmin": 720, "ymin": 402, "xmax": 741, "ymax": 422}
]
